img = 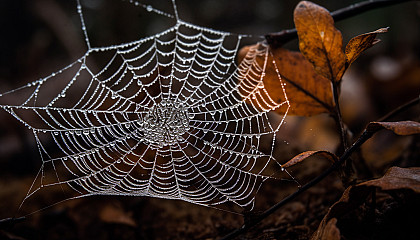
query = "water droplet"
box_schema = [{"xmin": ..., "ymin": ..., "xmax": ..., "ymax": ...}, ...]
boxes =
[
  {"xmin": 146, "ymin": 5, "xmax": 152, "ymax": 12},
  {"xmin": 111, "ymin": 92, "xmax": 117, "ymax": 99}
]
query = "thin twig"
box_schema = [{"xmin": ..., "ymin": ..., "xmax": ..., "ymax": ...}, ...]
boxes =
[
  {"xmin": 221, "ymin": 130, "xmax": 375, "ymax": 240},
  {"xmin": 378, "ymin": 96, "xmax": 420, "ymax": 122},
  {"xmin": 220, "ymin": 96, "xmax": 420, "ymax": 239},
  {"xmin": 265, "ymin": 0, "xmax": 416, "ymax": 47},
  {"xmin": 0, "ymin": 217, "xmax": 26, "ymax": 230}
]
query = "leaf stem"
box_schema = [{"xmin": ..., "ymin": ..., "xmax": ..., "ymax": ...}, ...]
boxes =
[
  {"xmin": 266, "ymin": 0, "xmax": 416, "ymax": 47},
  {"xmin": 332, "ymin": 81, "xmax": 348, "ymax": 150},
  {"xmin": 331, "ymin": 79, "xmax": 354, "ymax": 185}
]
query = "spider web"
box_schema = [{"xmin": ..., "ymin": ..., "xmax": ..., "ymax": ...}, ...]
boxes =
[{"xmin": 0, "ymin": 0, "xmax": 291, "ymax": 213}]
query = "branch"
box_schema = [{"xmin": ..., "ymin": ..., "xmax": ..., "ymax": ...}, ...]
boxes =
[
  {"xmin": 220, "ymin": 96, "xmax": 420, "ymax": 239},
  {"xmin": 0, "ymin": 217, "xmax": 26, "ymax": 230},
  {"xmin": 265, "ymin": 0, "xmax": 416, "ymax": 47},
  {"xmin": 378, "ymin": 96, "xmax": 420, "ymax": 122},
  {"xmin": 220, "ymin": 130, "xmax": 374, "ymax": 240}
]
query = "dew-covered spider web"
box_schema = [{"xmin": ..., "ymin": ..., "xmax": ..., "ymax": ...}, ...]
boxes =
[{"xmin": 0, "ymin": 0, "xmax": 292, "ymax": 214}]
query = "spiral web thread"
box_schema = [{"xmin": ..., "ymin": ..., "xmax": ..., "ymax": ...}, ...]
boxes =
[{"xmin": 0, "ymin": 0, "xmax": 291, "ymax": 212}]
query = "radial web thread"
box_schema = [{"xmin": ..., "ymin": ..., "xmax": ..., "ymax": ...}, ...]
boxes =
[{"xmin": 0, "ymin": 0, "xmax": 290, "ymax": 212}]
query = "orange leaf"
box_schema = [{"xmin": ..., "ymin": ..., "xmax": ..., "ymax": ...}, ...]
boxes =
[
  {"xmin": 238, "ymin": 45, "xmax": 334, "ymax": 116},
  {"xmin": 272, "ymin": 48, "xmax": 335, "ymax": 116},
  {"xmin": 294, "ymin": 1, "xmax": 346, "ymax": 82},
  {"xmin": 283, "ymin": 150, "xmax": 337, "ymax": 168},
  {"xmin": 367, "ymin": 121, "xmax": 420, "ymax": 135},
  {"xmin": 345, "ymin": 28, "xmax": 389, "ymax": 68}
]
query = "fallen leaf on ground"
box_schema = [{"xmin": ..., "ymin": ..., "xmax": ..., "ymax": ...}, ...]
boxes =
[
  {"xmin": 294, "ymin": 1, "xmax": 345, "ymax": 82},
  {"xmin": 312, "ymin": 167, "xmax": 420, "ymax": 239}
]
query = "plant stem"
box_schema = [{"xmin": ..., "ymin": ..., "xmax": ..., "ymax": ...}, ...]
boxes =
[
  {"xmin": 331, "ymin": 79, "xmax": 355, "ymax": 185},
  {"xmin": 332, "ymin": 81, "xmax": 348, "ymax": 151},
  {"xmin": 220, "ymin": 96, "xmax": 420, "ymax": 239},
  {"xmin": 221, "ymin": 130, "xmax": 375, "ymax": 240},
  {"xmin": 266, "ymin": 0, "xmax": 416, "ymax": 47}
]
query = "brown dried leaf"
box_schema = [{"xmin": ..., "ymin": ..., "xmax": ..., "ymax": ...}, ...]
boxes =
[
  {"xmin": 320, "ymin": 218, "xmax": 341, "ymax": 240},
  {"xmin": 367, "ymin": 121, "xmax": 420, "ymax": 135},
  {"xmin": 345, "ymin": 28, "xmax": 389, "ymax": 68},
  {"xmin": 294, "ymin": 1, "xmax": 345, "ymax": 82},
  {"xmin": 238, "ymin": 46, "xmax": 334, "ymax": 116},
  {"xmin": 272, "ymin": 48, "xmax": 335, "ymax": 116},
  {"xmin": 360, "ymin": 167, "xmax": 420, "ymax": 193},
  {"xmin": 283, "ymin": 150, "xmax": 338, "ymax": 168},
  {"xmin": 313, "ymin": 167, "xmax": 420, "ymax": 239},
  {"xmin": 311, "ymin": 185, "xmax": 370, "ymax": 240}
]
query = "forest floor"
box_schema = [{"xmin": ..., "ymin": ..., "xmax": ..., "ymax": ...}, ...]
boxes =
[{"xmin": 1, "ymin": 142, "xmax": 419, "ymax": 240}]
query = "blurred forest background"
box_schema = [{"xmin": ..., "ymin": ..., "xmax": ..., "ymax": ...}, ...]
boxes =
[{"xmin": 0, "ymin": 0, "xmax": 419, "ymax": 239}]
